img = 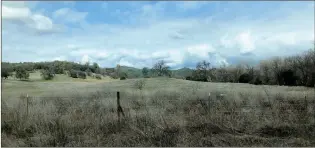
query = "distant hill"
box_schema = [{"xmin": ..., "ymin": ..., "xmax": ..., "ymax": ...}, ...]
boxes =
[
  {"xmin": 171, "ymin": 67, "xmax": 193, "ymax": 78},
  {"xmin": 119, "ymin": 66, "xmax": 142, "ymax": 78},
  {"xmin": 2, "ymin": 61, "xmax": 195, "ymax": 79},
  {"xmin": 118, "ymin": 66, "xmax": 194, "ymax": 79}
]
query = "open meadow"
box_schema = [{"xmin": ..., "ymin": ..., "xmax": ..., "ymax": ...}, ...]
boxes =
[{"xmin": 1, "ymin": 73, "xmax": 315, "ymax": 147}]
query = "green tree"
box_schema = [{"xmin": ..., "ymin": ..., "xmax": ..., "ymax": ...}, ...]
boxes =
[
  {"xmin": 1, "ymin": 70, "xmax": 10, "ymax": 79},
  {"xmin": 78, "ymin": 71, "xmax": 87, "ymax": 79},
  {"xmin": 92, "ymin": 62, "xmax": 100, "ymax": 74},
  {"xmin": 40, "ymin": 69, "xmax": 55, "ymax": 80},
  {"xmin": 40, "ymin": 65, "xmax": 55, "ymax": 80},
  {"xmin": 15, "ymin": 67, "xmax": 29, "ymax": 80},
  {"xmin": 69, "ymin": 69, "xmax": 78, "ymax": 78},
  {"xmin": 142, "ymin": 67, "xmax": 149, "ymax": 77}
]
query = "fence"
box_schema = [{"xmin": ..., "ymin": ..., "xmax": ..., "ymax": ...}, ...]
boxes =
[{"xmin": 13, "ymin": 91, "xmax": 313, "ymax": 124}]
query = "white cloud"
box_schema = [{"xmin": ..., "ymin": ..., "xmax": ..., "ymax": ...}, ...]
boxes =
[
  {"xmin": 2, "ymin": 2, "xmax": 59, "ymax": 34},
  {"xmin": 53, "ymin": 56, "xmax": 67, "ymax": 61},
  {"xmin": 236, "ymin": 30, "xmax": 255, "ymax": 54},
  {"xmin": 119, "ymin": 59, "xmax": 134, "ymax": 67},
  {"xmin": 30, "ymin": 14, "xmax": 53, "ymax": 31},
  {"xmin": 187, "ymin": 44, "xmax": 216, "ymax": 58},
  {"xmin": 176, "ymin": 1, "xmax": 206, "ymax": 10},
  {"xmin": 81, "ymin": 55, "xmax": 90, "ymax": 64},
  {"xmin": 2, "ymin": 2, "xmax": 314, "ymax": 69},
  {"xmin": 53, "ymin": 8, "xmax": 88, "ymax": 23},
  {"xmin": 2, "ymin": 5, "xmax": 31, "ymax": 20}
]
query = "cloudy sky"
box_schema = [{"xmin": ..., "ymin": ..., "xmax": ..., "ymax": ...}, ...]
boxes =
[{"xmin": 2, "ymin": 1, "xmax": 314, "ymax": 69}]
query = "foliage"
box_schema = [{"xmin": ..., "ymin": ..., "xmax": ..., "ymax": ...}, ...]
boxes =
[
  {"xmin": 191, "ymin": 60, "xmax": 212, "ymax": 82},
  {"xmin": 152, "ymin": 60, "xmax": 171, "ymax": 77},
  {"xmin": 1, "ymin": 69, "xmax": 10, "ymax": 79},
  {"xmin": 69, "ymin": 70, "xmax": 78, "ymax": 78},
  {"xmin": 40, "ymin": 67, "xmax": 55, "ymax": 80},
  {"xmin": 239, "ymin": 73, "xmax": 252, "ymax": 83},
  {"xmin": 85, "ymin": 68, "xmax": 92, "ymax": 76},
  {"xmin": 251, "ymin": 77, "xmax": 263, "ymax": 85},
  {"xmin": 119, "ymin": 72, "xmax": 128, "ymax": 79},
  {"xmin": 142, "ymin": 67, "xmax": 149, "ymax": 77},
  {"xmin": 185, "ymin": 76, "xmax": 192, "ymax": 80},
  {"xmin": 134, "ymin": 79, "xmax": 146, "ymax": 90},
  {"xmin": 95, "ymin": 74, "xmax": 102, "ymax": 80},
  {"xmin": 280, "ymin": 69, "xmax": 298, "ymax": 86},
  {"xmin": 77, "ymin": 71, "xmax": 87, "ymax": 79},
  {"xmin": 15, "ymin": 67, "xmax": 29, "ymax": 80}
]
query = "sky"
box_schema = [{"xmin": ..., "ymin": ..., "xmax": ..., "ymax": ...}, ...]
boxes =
[{"xmin": 2, "ymin": 1, "xmax": 314, "ymax": 69}]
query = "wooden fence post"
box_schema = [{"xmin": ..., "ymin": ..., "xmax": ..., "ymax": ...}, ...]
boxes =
[
  {"xmin": 208, "ymin": 92, "xmax": 211, "ymax": 112},
  {"xmin": 26, "ymin": 94, "xmax": 29, "ymax": 118},
  {"xmin": 117, "ymin": 91, "xmax": 125, "ymax": 123}
]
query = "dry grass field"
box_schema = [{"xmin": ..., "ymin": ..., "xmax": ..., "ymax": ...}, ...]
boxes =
[{"xmin": 1, "ymin": 76, "xmax": 315, "ymax": 147}]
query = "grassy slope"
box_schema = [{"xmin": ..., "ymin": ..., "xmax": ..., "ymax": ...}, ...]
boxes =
[
  {"xmin": 2, "ymin": 71, "xmax": 117, "ymax": 100},
  {"xmin": 2, "ymin": 77, "xmax": 315, "ymax": 146}
]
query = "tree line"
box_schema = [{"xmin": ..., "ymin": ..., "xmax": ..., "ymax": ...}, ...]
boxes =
[
  {"xmin": 1, "ymin": 61, "xmax": 107, "ymax": 80},
  {"xmin": 180, "ymin": 49, "xmax": 315, "ymax": 88},
  {"xmin": 2, "ymin": 48, "xmax": 314, "ymax": 87}
]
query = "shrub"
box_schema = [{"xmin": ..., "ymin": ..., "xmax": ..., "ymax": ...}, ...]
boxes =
[
  {"xmin": 69, "ymin": 70, "xmax": 78, "ymax": 78},
  {"xmin": 109, "ymin": 73, "xmax": 118, "ymax": 79},
  {"xmin": 95, "ymin": 74, "xmax": 102, "ymax": 80},
  {"xmin": 40, "ymin": 69, "xmax": 55, "ymax": 80},
  {"xmin": 239, "ymin": 73, "xmax": 252, "ymax": 83},
  {"xmin": 120, "ymin": 77, "xmax": 126, "ymax": 80},
  {"xmin": 185, "ymin": 76, "xmax": 192, "ymax": 80},
  {"xmin": 306, "ymin": 72, "xmax": 315, "ymax": 87},
  {"xmin": 1, "ymin": 70, "xmax": 9, "ymax": 79},
  {"xmin": 251, "ymin": 77, "xmax": 263, "ymax": 85},
  {"xmin": 78, "ymin": 71, "xmax": 87, "ymax": 79},
  {"xmin": 134, "ymin": 79, "xmax": 146, "ymax": 90},
  {"xmin": 15, "ymin": 67, "xmax": 29, "ymax": 80},
  {"xmin": 280, "ymin": 69, "xmax": 298, "ymax": 86},
  {"xmin": 86, "ymin": 69, "xmax": 92, "ymax": 76}
]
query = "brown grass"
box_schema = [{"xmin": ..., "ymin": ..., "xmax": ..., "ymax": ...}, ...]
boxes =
[{"xmin": 1, "ymin": 78, "xmax": 315, "ymax": 146}]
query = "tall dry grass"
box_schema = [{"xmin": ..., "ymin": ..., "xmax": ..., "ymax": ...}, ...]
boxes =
[{"xmin": 1, "ymin": 79, "xmax": 315, "ymax": 146}]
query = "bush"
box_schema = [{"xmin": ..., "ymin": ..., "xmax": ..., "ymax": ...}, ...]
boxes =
[
  {"xmin": 306, "ymin": 72, "xmax": 315, "ymax": 87},
  {"xmin": 239, "ymin": 73, "xmax": 252, "ymax": 83},
  {"xmin": 78, "ymin": 71, "xmax": 87, "ymax": 79},
  {"xmin": 40, "ymin": 69, "xmax": 55, "ymax": 80},
  {"xmin": 95, "ymin": 74, "xmax": 102, "ymax": 80},
  {"xmin": 134, "ymin": 79, "xmax": 146, "ymax": 90},
  {"xmin": 251, "ymin": 77, "xmax": 263, "ymax": 85},
  {"xmin": 86, "ymin": 69, "xmax": 92, "ymax": 76},
  {"xmin": 185, "ymin": 76, "xmax": 192, "ymax": 80},
  {"xmin": 120, "ymin": 77, "xmax": 126, "ymax": 80},
  {"xmin": 280, "ymin": 69, "xmax": 297, "ymax": 86},
  {"xmin": 69, "ymin": 70, "xmax": 78, "ymax": 78},
  {"xmin": 15, "ymin": 67, "xmax": 29, "ymax": 80},
  {"xmin": 1, "ymin": 70, "xmax": 10, "ymax": 79}
]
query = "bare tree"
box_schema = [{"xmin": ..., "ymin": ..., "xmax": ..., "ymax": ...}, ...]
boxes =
[
  {"xmin": 259, "ymin": 60, "xmax": 271, "ymax": 84},
  {"xmin": 271, "ymin": 57, "xmax": 284, "ymax": 85},
  {"xmin": 192, "ymin": 60, "xmax": 213, "ymax": 82},
  {"xmin": 152, "ymin": 60, "xmax": 170, "ymax": 77},
  {"xmin": 231, "ymin": 64, "xmax": 245, "ymax": 83}
]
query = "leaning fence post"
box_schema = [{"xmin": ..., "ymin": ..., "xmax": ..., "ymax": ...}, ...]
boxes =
[
  {"xmin": 117, "ymin": 91, "xmax": 125, "ymax": 123},
  {"xmin": 208, "ymin": 92, "xmax": 211, "ymax": 111},
  {"xmin": 26, "ymin": 94, "xmax": 29, "ymax": 118}
]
